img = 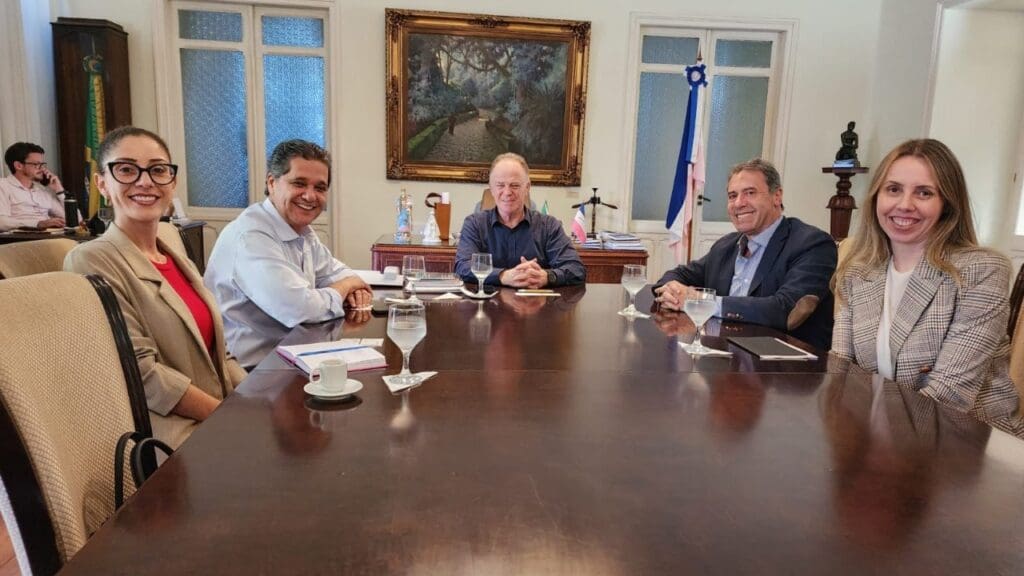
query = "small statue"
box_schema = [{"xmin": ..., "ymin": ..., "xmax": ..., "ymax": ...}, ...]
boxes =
[{"xmin": 834, "ymin": 121, "xmax": 860, "ymax": 166}]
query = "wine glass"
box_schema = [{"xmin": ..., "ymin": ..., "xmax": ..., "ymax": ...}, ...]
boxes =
[
  {"xmin": 618, "ymin": 264, "xmax": 650, "ymax": 319},
  {"xmin": 470, "ymin": 253, "xmax": 493, "ymax": 297},
  {"xmin": 387, "ymin": 302, "xmax": 427, "ymax": 386},
  {"xmin": 402, "ymin": 255, "xmax": 425, "ymax": 302},
  {"xmin": 97, "ymin": 204, "xmax": 114, "ymax": 231},
  {"xmin": 681, "ymin": 287, "xmax": 717, "ymax": 355}
]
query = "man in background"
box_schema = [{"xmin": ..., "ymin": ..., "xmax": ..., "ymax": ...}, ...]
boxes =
[
  {"xmin": 455, "ymin": 152, "xmax": 585, "ymax": 288},
  {"xmin": 205, "ymin": 139, "xmax": 371, "ymax": 368},
  {"xmin": 0, "ymin": 142, "xmax": 67, "ymax": 231}
]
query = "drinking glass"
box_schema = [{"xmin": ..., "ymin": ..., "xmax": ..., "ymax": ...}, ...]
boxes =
[
  {"xmin": 681, "ymin": 287, "xmax": 717, "ymax": 355},
  {"xmin": 97, "ymin": 204, "xmax": 114, "ymax": 230},
  {"xmin": 402, "ymin": 255, "xmax": 426, "ymax": 302},
  {"xmin": 470, "ymin": 253, "xmax": 493, "ymax": 297},
  {"xmin": 618, "ymin": 264, "xmax": 650, "ymax": 319},
  {"xmin": 387, "ymin": 302, "xmax": 427, "ymax": 386}
]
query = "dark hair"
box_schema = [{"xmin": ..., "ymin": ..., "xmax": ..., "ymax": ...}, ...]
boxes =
[
  {"xmin": 265, "ymin": 140, "xmax": 331, "ymax": 196},
  {"xmin": 96, "ymin": 126, "xmax": 172, "ymax": 169},
  {"xmin": 4, "ymin": 142, "xmax": 45, "ymax": 173},
  {"xmin": 728, "ymin": 158, "xmax": 782, "ymax": 192}
]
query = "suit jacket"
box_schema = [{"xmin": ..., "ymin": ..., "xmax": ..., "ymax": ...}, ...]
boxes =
[
  {"xmin": 654, "ymin": 217, "xmax": 837, "ymax": 350},
  {"xmin": 64, "ymin": 223, "xmax": 246, "ymax": 448},
  {"xmin": 832, "ymin": 249, "xmax": 1021, "ymax": 424}
]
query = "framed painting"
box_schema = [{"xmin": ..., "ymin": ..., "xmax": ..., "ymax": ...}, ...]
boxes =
[{"xmin": 385, "ymin": 9, "xmax": 590, "ymax": 186}]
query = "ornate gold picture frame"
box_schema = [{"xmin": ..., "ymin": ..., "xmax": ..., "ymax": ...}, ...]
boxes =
[{"xmin": 385, "ymin": 9, "xmax": 590, "ymax": 186}]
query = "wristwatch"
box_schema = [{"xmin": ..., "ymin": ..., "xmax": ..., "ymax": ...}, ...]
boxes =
[{"xmin": 546, "ymin": 270, "xmax": 556, "ymax": 286}]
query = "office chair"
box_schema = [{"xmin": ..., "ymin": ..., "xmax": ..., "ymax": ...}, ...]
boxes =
[
  {"xmin": 0, "ymin": 238, "xmax": 78, "ymax": 279},
  {"xmin": 0, "ymin": 272, "xmax": 155, "ymax": 575}
]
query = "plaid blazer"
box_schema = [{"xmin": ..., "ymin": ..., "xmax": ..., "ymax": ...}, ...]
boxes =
[{"xmin": 832, "ymin": 248, "xmax": 1021, "ymax": 423}]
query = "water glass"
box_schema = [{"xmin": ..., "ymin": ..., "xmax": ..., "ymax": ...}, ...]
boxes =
[
  {"xmin": 618, "ymin": 264, "xmax": 649, "ymax": 319},
  {"xmin": 470, "ymin": 253, "xmax": 493, "ymax": 296},
  {"xmin": 387, "ymin": 302, "xmax": 427, "ymax": 386},
  {"xmin": 402, "ymin": 255, "xmax": 426, "ymax": 302},
  {"xmin": 681, "ymin": 287, "xmax": 717, "ymax": 355}
]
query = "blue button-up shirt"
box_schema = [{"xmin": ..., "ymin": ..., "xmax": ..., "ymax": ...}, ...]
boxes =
[
  {"xmin": 454, "ymin": 208, "xmax": 585, "ymax": 286},
  {"xmin": 715, "ymin": 215, "xmax": 783, "ymax": 316}
]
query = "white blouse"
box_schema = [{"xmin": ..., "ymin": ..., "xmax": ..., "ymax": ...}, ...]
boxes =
[{"xmin": 876, "ymin": 259, "xmax": 914, "ymax": 380}]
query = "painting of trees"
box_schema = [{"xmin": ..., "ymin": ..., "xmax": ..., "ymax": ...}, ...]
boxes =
[{"xmin": 386, "ymin": 10, "xmax": 590, "ymax": 186}]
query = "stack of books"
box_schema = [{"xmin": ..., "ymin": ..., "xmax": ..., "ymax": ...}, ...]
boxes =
[
  {"xmin": 599, "ymin": 231, "xmax": 645, "ymax": 251},
  {"xmin": 578, "ymin": 236, "xmax": 603, "ymax": 249}
]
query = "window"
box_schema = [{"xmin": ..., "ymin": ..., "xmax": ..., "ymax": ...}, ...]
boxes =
[
  {"xmin": 623, "ymin": 17, "xmax": 793, "ymax": 259},
  {"xmin": 167, "ymin": 2, "xmax": 329, "ymax": 215}
]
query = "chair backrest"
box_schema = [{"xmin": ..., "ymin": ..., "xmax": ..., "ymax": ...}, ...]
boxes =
[
  {"xmin": 1008, "ymin": 262, "xmax": 1024, "ymax": 338},
  {"xmin": 0, "ymin": 238, "xmax": 79, "ymax": 279},
  {"xmin": 0, "ymin": 272, "xmax": 149, "ymax": 575}
]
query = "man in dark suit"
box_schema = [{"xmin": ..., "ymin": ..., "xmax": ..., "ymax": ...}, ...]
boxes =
[{"xmin": 654, "ymin": 159, "xmax": 837, "ymax": 350}]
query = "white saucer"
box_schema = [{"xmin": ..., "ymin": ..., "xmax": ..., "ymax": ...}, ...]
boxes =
[
  {"xmin": 461, "ymin": 286, "xmax": 498, "ymax": 299},
  {"xmin": 304, "ymin": 379, "xmax": 363, "ymax": 400}
]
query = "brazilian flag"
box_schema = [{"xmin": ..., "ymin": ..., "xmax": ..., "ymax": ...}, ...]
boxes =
[{"xmin": 84, "ymin": 54, "xmax": 106, "ymax": 218}]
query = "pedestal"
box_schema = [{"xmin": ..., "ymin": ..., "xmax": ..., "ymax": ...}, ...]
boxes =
[{"xmin": 822, "ymin": 166, "xmax": 869, "ymax": 241}]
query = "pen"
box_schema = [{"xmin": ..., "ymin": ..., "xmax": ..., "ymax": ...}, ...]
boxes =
[
  {"xmin": 517, "ymin": 289, "xmax": 555, "ymax": 293},
  {"xmin": 297, "ymin": 345, "xmax": 367, "ymax": 357}
]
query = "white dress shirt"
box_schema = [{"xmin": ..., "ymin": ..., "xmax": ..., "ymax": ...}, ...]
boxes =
[
  {"xmin": 204, "ymin": 198, "xmax": 356, "ymax": 367},
  {"xmin": 0, "ymin": 174, "xmax": 65, "ymax": 231}
]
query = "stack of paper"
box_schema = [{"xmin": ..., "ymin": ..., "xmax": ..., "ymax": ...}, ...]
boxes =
[
  {"xmin": 415, "ymin": 273, "xmax": 464, "ymax": 293},
  {"xmin": 599, "ymin": 231, "xmax": 645, "ymax": 251}
]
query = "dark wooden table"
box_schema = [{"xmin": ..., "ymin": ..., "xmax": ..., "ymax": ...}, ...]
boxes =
[
  {"xmin": 371, "ymin": 234, "xmax": 648, "ymax": 283},
  {"xmin": 60, "ymin": 286, "xmax": 1024, "ymax": 575}
]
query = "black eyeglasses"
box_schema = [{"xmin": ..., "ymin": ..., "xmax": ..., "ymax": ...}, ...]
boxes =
[
  {"xmin": 22, "ymin": 161, "xmax": 47, "ymax": 168},
  {"xmin": 106, "ymin": 162, "xmax": 178, "ymax": 185}
]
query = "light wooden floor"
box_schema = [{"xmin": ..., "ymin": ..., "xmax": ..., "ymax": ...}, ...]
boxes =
[{"xmin": 0, "ymin": 515, "xmax": 19, "ymax": 576}]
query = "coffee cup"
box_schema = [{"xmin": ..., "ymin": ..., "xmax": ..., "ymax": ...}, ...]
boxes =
[{"xmin": 311, "ymin": 359, "xmax": 348, "ymax": 394}]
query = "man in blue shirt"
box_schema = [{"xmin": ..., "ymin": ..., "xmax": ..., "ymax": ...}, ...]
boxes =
[
  {"xmin": 204, "ymin": 140, "xmax": 372, "ymax": 367},
  {"xmin": 454, "ymin": 153, "xmax": 585, "ymax": 288},
  {"xmin": 653, "ymin": 159, "xmax": 836, "ymax": 350}
]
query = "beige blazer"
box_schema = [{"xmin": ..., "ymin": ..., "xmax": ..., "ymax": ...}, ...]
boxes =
[
  {"xmin": 64, "ymin": 223, "xmax": 246, "ymax": 448},
  {"xmin": 832, "ymin": 248, "xmax": 1020, "ymax": 424}
]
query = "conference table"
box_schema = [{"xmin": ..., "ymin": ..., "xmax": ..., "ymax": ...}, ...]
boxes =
[{"xmin": 60, "ymin": 285, "xmax": 1024, "ymax": 574}]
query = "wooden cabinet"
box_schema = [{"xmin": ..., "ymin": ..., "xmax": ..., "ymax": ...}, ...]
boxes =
[
  {"xmin": 51, "ymin": 18, "xmax": 132, "ymax": 210},
  {"xmin": 370, "ymin": 235, "xmax": 648, "ymax": 284}
]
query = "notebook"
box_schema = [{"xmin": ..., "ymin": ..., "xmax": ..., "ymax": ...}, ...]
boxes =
[
  {"xmin": 276, "ymin": 339, "xmax": 387, "ymax": 374},
  {"xmin": 726, "ymin": 337, "xmax": 818, "ymax": 361}
]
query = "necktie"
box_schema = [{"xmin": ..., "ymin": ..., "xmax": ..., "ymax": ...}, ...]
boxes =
[{"xmin": 738, "ymin": 236, "xmax": 752, "ymax": 258}]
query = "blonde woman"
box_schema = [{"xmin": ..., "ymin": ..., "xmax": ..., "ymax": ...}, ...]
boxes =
[{"xmin": 831, "ymin": 138, "xmax": 1022, "ymax": 432}]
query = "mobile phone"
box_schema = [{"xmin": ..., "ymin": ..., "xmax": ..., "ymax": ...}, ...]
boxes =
[{"xmin": 39, "ymin": 172, "xmax": 51, "ymax": 186}]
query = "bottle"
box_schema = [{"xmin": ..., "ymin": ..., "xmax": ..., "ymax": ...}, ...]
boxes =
[
  {"xmin": 63, "ymin": 194, "xmax": 79, "ymax": 228},
  {"xmin": 395, "ymin": 188, "xmax": 412, "ymax": 242}
]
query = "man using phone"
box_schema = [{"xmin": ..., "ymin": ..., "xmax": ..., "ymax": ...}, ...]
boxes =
[{"xmin": 0, "ymin": 142, "xmax": 67, "ymax": 231}]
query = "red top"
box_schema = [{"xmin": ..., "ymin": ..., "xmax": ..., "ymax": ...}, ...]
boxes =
[{"xmin": 151, "ymin": 253, "xmax": 215, "ymax": 354}]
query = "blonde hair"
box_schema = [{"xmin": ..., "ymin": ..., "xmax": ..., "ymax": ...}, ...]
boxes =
[{"xmin": 832, "ymin": 138, "xmax": 978, "ymax": 304}]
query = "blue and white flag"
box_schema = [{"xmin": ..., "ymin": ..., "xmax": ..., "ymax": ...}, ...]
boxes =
[{"xmin": 666, "ymin": 61, "xmax": 707, "ymax": 263}]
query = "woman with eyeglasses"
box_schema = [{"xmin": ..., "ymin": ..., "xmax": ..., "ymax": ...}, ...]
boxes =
[{"xmin": 65, "ymin": 126, "xmax": 245, "ymax": 449}]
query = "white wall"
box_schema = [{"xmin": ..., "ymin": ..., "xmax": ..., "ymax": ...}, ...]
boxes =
[
  {"xmin": 42, "ymin": 0, "xmax": 945, "ymax": 268},
  {"xmin": 929, "ymin": 8, "xmax": 1024, "ymax": 250}
]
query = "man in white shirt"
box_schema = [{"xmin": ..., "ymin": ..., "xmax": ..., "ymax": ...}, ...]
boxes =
[
  {"xmin": 0, "ymin": 142, "xmax": 67, "ymax": 231},
  {"xmin": 204, "ymin": 139, "xmax": 372, "ymax": 368}
]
